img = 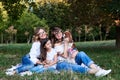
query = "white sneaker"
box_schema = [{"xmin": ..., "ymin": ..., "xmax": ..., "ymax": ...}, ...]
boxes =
[
  {"xmin": 20, "ymin": 71, "xmax": 32, "ymax": 76},
  {"xmin": 6, "ymin": 64, "xmax": 21, "ymax": 72},
  {"xmin": 54, "ymin": 70, "xmax": 60, "ymax": 74},
  {"xmin": 95, "ymin": 69, "xmax": 111, "ymax": 77},
  {"xmin": 6, "ymin": 66, "xmax": 16, "ymax": 72},
  {"xmin": 5, "ymin": 71, "xmax": 15, "ymax": 76}
]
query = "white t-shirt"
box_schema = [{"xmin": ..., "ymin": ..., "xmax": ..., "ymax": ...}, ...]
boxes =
[
  {"xmin": 54, "ymin": 42, "xmax": 76, "ymax": 64},
  {"xmin": 46, "ymin": 48, "xmax": 57, "ymax": 68},
  {"xmin": 29, "ymin": 41, "xmax": 41, "ymax": 64},
  {"xmin": 46, "ymin": 48, "xmax": 57, "ymax": 61},
  {"xmin": 54, "ymin": 43, "xmax": 67, "ymax": 61}
]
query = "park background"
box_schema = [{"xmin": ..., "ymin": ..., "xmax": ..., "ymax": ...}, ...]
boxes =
[{"xmin": 0, "ymin": 0, "xmax": 120, "ymax": 80}]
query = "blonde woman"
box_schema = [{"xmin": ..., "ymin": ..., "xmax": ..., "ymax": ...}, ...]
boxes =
[{"xmin": 6, "ymin": 27, "xmax": 48, "ymax": 75}]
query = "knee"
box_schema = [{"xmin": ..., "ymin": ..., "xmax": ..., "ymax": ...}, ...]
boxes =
[
  {"xmin": 22, "ymin": 55, "xmax": 29, "ymax": 61},
  {"xmin": 78, "ymin": 51, "xmax": 86, "ymax": 57}
]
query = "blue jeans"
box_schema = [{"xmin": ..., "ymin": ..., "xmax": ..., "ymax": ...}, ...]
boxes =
[
  {"xmin": 16, "ymin": 54, "xmax": 35, "ymax": 73},
  {"xmin": 56, "ymin": 51, "xmax": 94, "ymax": 73},
  {"xmin": 75, "ymin": 51, "xmax": 94, "ymax": 67},
  {"xmin": 30, "ymin": 65, "xmax": 56, "ymax": 73}
]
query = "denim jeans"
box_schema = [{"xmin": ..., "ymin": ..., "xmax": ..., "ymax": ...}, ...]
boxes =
[
  {"xmin": 16, "ymin": 54, "xmax": 35, "ymax": 73},
  {"xmin": 30, "ymin": 65, "xmax": 56, "ymax": 73},
  {"xmin": 75, "ymin": 51, "xmax": 94, "ymax": 67},
  {"xmin": 56, "ymin": 51, "xmax": 94, "ymax": 73}
]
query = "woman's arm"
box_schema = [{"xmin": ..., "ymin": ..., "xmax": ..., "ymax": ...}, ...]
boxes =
[
  {"xmin": 29, "ymin": 42, "xmax": 41, "ymax": 64},
  {"xmin": 63, "ymin": 38, "xmax": 69, "ymax": 58},
  {"xmin": 58, "ymin": 38, "xmax": 69, "ymax": 58},
  {"xmin": 44, "ymin": 54, "xmax": 58, "ymax": 68},
  {"xmin": 36, "ymin": 60, "xmax": 46, "ymax": 65}
]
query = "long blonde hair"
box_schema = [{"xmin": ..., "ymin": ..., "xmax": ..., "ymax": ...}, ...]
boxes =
[{"xmin": 32, "ymin": 27, "xmax": 46, "ymax": 42}]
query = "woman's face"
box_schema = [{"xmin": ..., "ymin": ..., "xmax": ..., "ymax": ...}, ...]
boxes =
[
  {"xmin": 54, "ymin": 30, "xmax": 63, "ymax": 40},
  {"xmin": 45, "ymin": 40, "xmax": 52, "ymax": 49},
  {"xmin": 38, "ymin": 29, "xmax": 47, "ymax": 39}
]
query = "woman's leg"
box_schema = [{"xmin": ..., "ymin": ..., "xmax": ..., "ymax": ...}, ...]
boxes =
[
  {"xmin": 16, "ymin": 55, "xmax": 34, "ymax": 73},
  {"xmin": 30, "ymin": 64, "xmax": 57, "ymax": 73},
  {"xmin": 30, "ymin": 65, "xmax": 44, "ymax": 73},
  {"xmin": 46, "ymin": 65, "xmax": 56, "ymax": 72},
  {"xmin": 56, "ymin": 61, "xmax": 89, "ymax": 73},
  {"xmin": 75, "ymin": 51, "xmax": 111, "ymax": 76},
  {"xmin": 75, "ymin": 51, "xmax": 94, "ymax": 67}
]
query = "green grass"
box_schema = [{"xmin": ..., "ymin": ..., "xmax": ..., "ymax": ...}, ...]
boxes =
[{"xmin": 0, "ymin": 40, "xmax": 120, "ymax": 80}]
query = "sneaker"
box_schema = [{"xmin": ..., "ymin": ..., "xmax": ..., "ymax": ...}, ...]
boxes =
[
  {"xmin": 54, "ymin": 70, "xmax": 60, "ymax": 74},
  {"xmin": 20, "ymin": 71, "xmax": 32, "ymax": 76},
  {"xmin": 6, "ymin": 66, "xmax": 16, "ymax": 72},
  {"xmin": 6, "ymin": 64, "xmax": 21, "ymax": 72},
  {"xmin": 5, "ymin": 71, "xmax": 15, "ymax": 76},
  {"xmin": 95, "ymin": 69, "xmax": 111, "ymax": 77}
]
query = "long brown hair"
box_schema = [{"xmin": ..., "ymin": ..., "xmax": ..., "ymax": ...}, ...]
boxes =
[
  {"xmin": 39, "ymin": 38, "xmax": 49, "ymax": 62},
  {"xmin": 50, "ymin": 27, "xmax": 63, "ymax": 47}
]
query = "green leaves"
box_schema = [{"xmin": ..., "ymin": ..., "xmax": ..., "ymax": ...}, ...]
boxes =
[
  {"xmin": 34, "ymin": 2, "xmax": 71, "ymax": 29},
  {"xmin": 1, "ymin": 0, "xmax": 26, "ymax": 22},
  {"xmin": 103, "ymin": 0, "xmax": 120, "ymax": 19}
]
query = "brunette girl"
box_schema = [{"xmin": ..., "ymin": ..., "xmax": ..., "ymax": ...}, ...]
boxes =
[
  {"xmin": 50, "ymin": 27, "xmax": 111, "ymax": 77},
  {"xmin": 30, "ymin": 38, "xmax": 58, "ymax": 73}
]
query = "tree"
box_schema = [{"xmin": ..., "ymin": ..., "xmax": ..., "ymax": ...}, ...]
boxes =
[
  {"xmin": 67, "ymin": 0, "xmax": 113, "ymax": 41},
  {"xmin": 114, "ymin": 19, "xmax": 120, "ymax": 48},
  {"xmin": 1, "ymin": 0, "xmax": 26, "ymax": 24},
  {"xmin": 103, "ymin": 0, "xmax": 120, "ymax": 48},
  {"xmin": 33, "ymin": 2, "xmax": 71, "ymax": 30},
  {"xmin": 5, "ymin": 26, "xmax": 17, "ymax": 43},
  {"xmin": 16, "ymin": 10, "xmax": 48, "ymax": 43},
  {"xmin": 0, "ymin": 2, "xmax": 9, "ymax": 43}
]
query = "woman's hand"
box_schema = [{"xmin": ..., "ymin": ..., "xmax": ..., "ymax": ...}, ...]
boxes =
[
  {"xmin": 71, "ymin": 50, "xmax": 78, "ymax": 58},
  {"xmin": 42, "ymin": 61, "xmax": 47, "ymax": 65},
  {"xmin": 64, "ymin": 38, "xmax": 69, "ymax": 44},
  {"xmin": 46, "ymin": 60, "xmax": 52, "ymax": 64},
  {"xmin": 44, "ymin": 64, "xmax": 50, "ymax": 68},
  {"xmin": 36, "ymin": 60, "xmax": 46, "ymax": 65}
]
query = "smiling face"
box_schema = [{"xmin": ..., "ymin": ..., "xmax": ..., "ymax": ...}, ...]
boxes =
[
  {"xmin": 37, "ymin": 29, "xmax": 47, "ymax": 40},
  {"xmin": 44, "ymin": 40, "xmax": 52, "ymax": 50},
  {"xmin": 54, "ymin": 30, "xmax": 63, "ymax": 40}
]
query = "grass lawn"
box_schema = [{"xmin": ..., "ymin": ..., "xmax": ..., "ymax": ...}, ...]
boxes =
[{"xmin": 0, "ymin": 40, "xmax": 120, "ymax": 80}]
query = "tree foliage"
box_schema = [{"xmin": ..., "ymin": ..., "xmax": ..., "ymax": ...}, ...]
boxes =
[
  {"xmin": 16, "ymin": 10, "xmax": 48, "ymax": 43},
  {"xmin": 1, "ymin": 0, "xmax": 26, "ymax": 22},
  {"xmin": 103, "ymin": 0, "xmax": 120, "ymax": 19},
  {"xmin": 33, "ymin": 2, "xmax": 71, "ymax": 30},
  {"xmin": 0, "ymin": 0, "xmax": 119, "ymax": 43}
]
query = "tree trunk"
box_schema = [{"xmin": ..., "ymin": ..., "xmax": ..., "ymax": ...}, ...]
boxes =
[
  {"xmin": 91, "ymin": 33, "xmax": 95, "ymax": 41},
  {"xmin": 116, "ymin": 26, "xmax": 120, "ymax": 48},
  {"xmin": 1, "ymin": 33, "xmax": 3, "ymax": 43},
  {"xmin": 15, "ymin": 34, "xmax": 17, "ymax": 43},
  {"xmin": 99, "ymin": 24, "xmax": 102, "ymax": 41},
  {"xmin": 27, "ymin": 35, "xmax": 32, "ymax": 44},
  {"xmin": 78, "ymin": 34, "xmax": 81, "ymax": 42},
  {"xmin": 104, "ymin": 32, "xmax": 109, "ymax": 40}
]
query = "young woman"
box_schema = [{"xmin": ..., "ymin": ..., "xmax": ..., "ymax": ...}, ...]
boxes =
[
  {"xmin": 30, "ymin": 38, "xmax": 58, "ymax": 73},
  {"xmin": 6, "ymin": 27, "xmax": 48, "ymax": 75},
  {"xmin": 50, "ymin": 27, "xmax": 111, "ymax": 77}
]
